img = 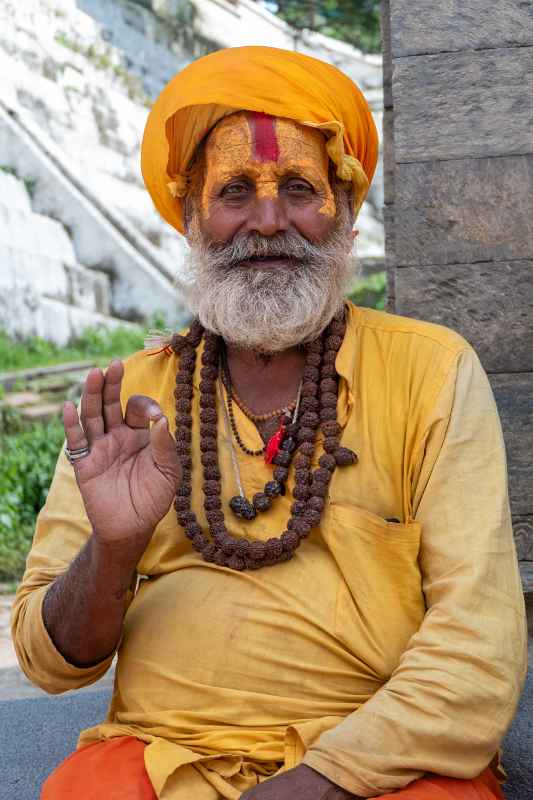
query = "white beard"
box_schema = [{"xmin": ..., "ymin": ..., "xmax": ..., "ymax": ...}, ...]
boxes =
[{"xmin": 181, "ymin": 214, "xmax": 358, "ymax": 354}]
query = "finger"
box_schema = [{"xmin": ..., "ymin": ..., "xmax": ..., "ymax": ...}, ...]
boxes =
[
  {"xmin": 150, "ymin": 416, "xmax": 180, "ymax": 482},
  {"xmin": 80, "ymin": 368, "xmax": 105, "ymax": 444},
  {"xmin": 124, "ymin": 395, "xmax": 164, "ymax": 430},
  {"xmin": 102, "ymin": 360, "xmax": 124, "ymax": 431},
  {"xmin": 63, "ymin": 401, "xmax": 88, "ymax": 452}
]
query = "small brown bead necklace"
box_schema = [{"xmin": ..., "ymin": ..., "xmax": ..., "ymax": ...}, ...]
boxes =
[
  {"xmin": 220, "ymin": 366, "xmax": 298, "ymax": 424},
  {"xmin": 172, "ymin": 312, "xmax": 358, "ymax": 571}
]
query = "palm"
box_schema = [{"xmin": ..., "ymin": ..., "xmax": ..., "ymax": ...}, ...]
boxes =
[{"xmin": 63, "ymin": 361, "xmax": 179, "ymax": 543}]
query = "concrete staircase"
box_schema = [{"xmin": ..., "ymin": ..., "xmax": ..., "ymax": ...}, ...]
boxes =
[{"xmin": 0, "ymin": 169, "xmax": 135, "ymax": 345}]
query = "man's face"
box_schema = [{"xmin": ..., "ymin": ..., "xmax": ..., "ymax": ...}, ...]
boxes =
[{"xmin": 195, "ymin": 112, "xmax": 337, "ymax": 260}]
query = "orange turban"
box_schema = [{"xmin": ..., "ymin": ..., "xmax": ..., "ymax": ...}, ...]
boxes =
[{"xmin": 141, "ymin": 45, "xmax": 379, "ymax": 234}]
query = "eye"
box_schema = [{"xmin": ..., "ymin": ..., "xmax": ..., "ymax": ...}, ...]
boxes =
[
  {"xmin": 284, "ymin": 179, "xmax": 314, "ymax": 194},
  {"xmin": 221, "ymin": 180, "xmax": 251, "ymax": 196}
]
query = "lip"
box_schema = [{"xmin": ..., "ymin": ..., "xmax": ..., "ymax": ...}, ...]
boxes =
[{"xmin": 238, "ymin": 256, "xmax": 292, "ymax": 269}]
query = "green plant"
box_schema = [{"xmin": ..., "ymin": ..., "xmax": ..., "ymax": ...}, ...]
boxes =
[
  {"xmin": 0, "ymin": 412, "xmax": 65, "ymax": 580},
  {"xmin": 348, "ymin": 270, "xmax": 387, "ymax": 310}
]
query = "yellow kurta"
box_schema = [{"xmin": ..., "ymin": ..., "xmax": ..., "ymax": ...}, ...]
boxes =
[{"xmin": 11, "ymin": 303, "xmax": 527, "ymax": 798}]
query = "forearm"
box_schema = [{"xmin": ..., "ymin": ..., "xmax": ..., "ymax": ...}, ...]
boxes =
[{"xmin": 42, "ymin": 533, "xmax": 144, "ymax": 667}]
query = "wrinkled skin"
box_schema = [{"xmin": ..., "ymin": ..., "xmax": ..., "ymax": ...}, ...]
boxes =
[{"xmin": 240, "ymin": 764, "xmax": 365, "ymax": 799}]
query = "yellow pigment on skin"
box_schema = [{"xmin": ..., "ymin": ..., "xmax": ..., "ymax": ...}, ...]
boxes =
[{"xmin": 201, "ymin": 113, "xmax": 336, "ymax": 218}]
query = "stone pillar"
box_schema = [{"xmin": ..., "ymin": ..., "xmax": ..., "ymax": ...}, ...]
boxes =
[{"xmin": 382, "ymin": 0, "xmax": 533, "ymax": 589}]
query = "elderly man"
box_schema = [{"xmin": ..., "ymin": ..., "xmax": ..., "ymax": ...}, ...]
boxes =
[{"xmin": 12, "ymin": 46, "xmax": 526, "ymax": 800}]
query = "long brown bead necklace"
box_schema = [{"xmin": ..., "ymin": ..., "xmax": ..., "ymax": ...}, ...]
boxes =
[{"xmin": 171, "ymin": 311, "xmax": 358, "ymax": 571}]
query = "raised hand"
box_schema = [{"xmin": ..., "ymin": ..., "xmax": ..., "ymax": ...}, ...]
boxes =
[{"xmin": 63, "ymin": 360, "xmax": 180, "ymax": 548}]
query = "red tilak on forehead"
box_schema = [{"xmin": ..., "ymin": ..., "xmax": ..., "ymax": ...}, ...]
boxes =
[{"xmin": 249, "ymin": 112, "xmax": 280, "ymax": 163}]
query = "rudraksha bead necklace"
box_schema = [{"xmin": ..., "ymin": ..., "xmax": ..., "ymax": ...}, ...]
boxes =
[
  {"xmin": 221, "ymin": 373, "xmax": 303, "ymax": 521},
  {"xmin": 172, "ymin": 312, "xmax": 358, "ymax": 571},
  {"xmin": 220, "ymin": 367, "xmax": 298, "ymax": 424}
]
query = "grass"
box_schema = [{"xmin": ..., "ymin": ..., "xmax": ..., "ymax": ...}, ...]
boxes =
[{"xmin": 0, "ymin": 325, "xmax": 149, "ymax": 373}]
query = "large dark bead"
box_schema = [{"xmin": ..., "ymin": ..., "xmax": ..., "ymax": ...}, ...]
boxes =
[
  {"xmin": 294, "ymin": 468, "xmax": 310, "ymax": 484},
  {"xmin": 265, "ymin": 480, "xmax": 282, "ymax": 497},
  {"xmin": 204, "ymin": 465, "xmax": 221, "ymax": 481},
  {"xmin": 203, "ymin": 480, "xmax": 221, "ymax": 496},
  {"xmin": 307, "ymin": 339, "xmax": 323, "ymax": 353},
  {"xmin": 293, "ymin": 453, "xmax": 311, "ymax": 469},
  {"xmin": 245, "ymin": 556, "xmax": 263, "ymax": 570},
  {"xmin": 335, "ymin": 447, "xmax": 359, "ymax": 466},
  {"xmin": 320, "ymin": 378, "xmax": 337, "ymax": 394},
  {"xmin": 187, "ymin": 320, "xmax": 204, "ymax": 346},
  {"xmin": 229, "ymin": 496, "xmax": 257, "ymax": 520},
  {"xmin": 204, "ymin": 496, "xmax": 222, "ymax": 511},
  {"xmin": 175, "ymin": 426, "xmax": 192, "ymax": 443},
  {"xmin": 266, "ymin": 537, "xmax": 283, "ymax": 558},
  {"xmin": 235, "ymin": 538, "xmax": 250, "ymax": 557},
  {"xmin": 320, "ymin": 363, "xmax": 337, "ymax": 379},
  {"xmin": 321, "ymin": 421, "xmax": 341, "ymax": 437},
  {"xmin": 174, "ymin": 383, "xmax": 193, "ymax": 398},
  {"xmin": 320, "ymin": 408, "xmax": 337, "ymax": 422},
  {"xmin": 201, "ymin": 452, "xmax": 218, "ymax": 467},
  {"xmin": 281, "ymin": 436, "xmax": 297, "ymax": 452},
  {"xmin": 201, "ymin": 348, "xmax": 218, "ymax": 366},
  {"xmin": 300, "ymin": 412, "xmax": 319, "ymax": 428},
  {"xmin": 301, "ymin": 381, "xmax": 318, "ymax": 397},
  {"xmin": 293, "ymin": 485, "xmax": 309, "ymax": 500},
  {"xmin": 281, "ymin": 530, "xmax": 299, "ymax": 551},
  {"xmin": 320, "ymin": 392, "xmax": 338, "ymax": 408},
  {"xmin": 300, "ymin": 396, "xmax": 319, "ymax": 412},
  {"xmin": 203, "ymin": 543, "xmax": 218, "ymax": 562},
  {"xmin": 308, "ymin": 495, "xmax": 325, "ymax": 511},
  {"xmin": 323, "ymin": 350, "xmax": 337, "ymax": 365},
  {"xmin": 278, "ymin": 550, "xmax": 294, "ymax": 563},
  {"xmin": 297, "ymin": 427, "xmax": 315, "ymax": 443},
  {"xmin": 200, "ymin": 408, "xmax": 217, "ymax": 424},
  {"xmin": 199, "ymin": 380, "xmax": 216, "ymax": 394},
  {"xmin": 174, "ymin": 496, "xmax": 190, "ymax": 512},
  {"xmin": 310, "ymin": 481, "xmax": 328, "ymax": 498},
  {"xmin": 290, "ymin": 500, "xmax": 306, "ymax": 516},
  {"xmin": 304, "ymin": 509, "xmax": 322, "ymax": 527},
  {"xmin": 185, "ymin": 521, "xmax": 202, "ymax": 540},
  {"xmin": 227, "ymin": 554, "xmax": 246, "ymax": 571},
  {"xmin": 298, "ymin": 442, "xmax": 315, "ymax": 457},
  {"xmin": 292, "ymin": 519, "xmax": 311, "ymax": 536},
  {"xmin": 177, "ymin": 510, "xmax": 195, "ymax": 527},
  {"xmin": 200, "ymin": 365, "xmax": 218, "ymax": 380},
  {"xmin": 176, "ymin": 398, "xmax": 192, "ymax": 414},
  {"xmin": 221, "ymin": 535, "xmax": 237, "ymax": 555},
  {"xmin": 248, "ymin": 541, "xmax": 267, "ymax": 561},
  {"xmin": 253, "ymin": 492, "xmax": 272, "ymax": 512},
  {"xmin": 306, "ymin": 352, "xmax": 321, "ymax": 367},
  {"xmin": 272, "ymin": 451, "xmax": 291, "ymax": 467},
  {"xmin": 206, "ymin": 509, "xmax": 225, "ymax": 526},
  {"xmin": 176, "ymin": 482, "xmax": 191, "ymax": 497},
  {"xmin": 328, "ymin": 318, "xmax": 346, "ymax": 336},
  {"xmin": 179, "ymin": 455, "xmax": 192, "ymax": 470},
  {"xmin": 213, "ymin": 549, "xmax": 228, "ymax": 567},
  {"xmin": 273, "ymin": 466, "xmax": 289, "ymax": 483},
  {"xmin": 325, "ymin": 335, "xmax": 343, "ymax": 351},
  {"xmin": 200, "ymin": 437, "xmax": 218, "ymax": 453},
  {"xmin": 313, "ymin": 467, "xmax": 331, "ymax": 483},
  {"xmin": 303, "ymin": 366, "xmax": 320, "ymax": 382},
  {"xmin": 318, "ymin": 454, "xmax": 336, "ymax": 471},
  {"xmin": 200, "ymin": 394, "xmax": 216, "ymax": 409},
  {"xmin": 192, "ymin": 532, "xmax": 209, "ymax": 551},
  {"xmin": 323, "ymin": 436, "xmax": 338, "ymax": 453},
  {"xmin": 202, "ymin": 422, "xmax": 218, "ymax": 438}
]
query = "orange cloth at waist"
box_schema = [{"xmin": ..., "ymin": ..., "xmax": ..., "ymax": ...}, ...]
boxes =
[{"xmin": 42, "ymin": 736, "xmax": 504, "ymax": 800}]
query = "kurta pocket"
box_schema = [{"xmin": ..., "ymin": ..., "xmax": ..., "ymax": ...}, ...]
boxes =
[{"xmin": 322, "ymin": 503, "xmax": 425, "ymax": 680}]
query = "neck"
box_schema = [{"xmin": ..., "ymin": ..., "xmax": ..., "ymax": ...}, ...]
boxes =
[{"xmin": 224, "ymin": 342, "xmax": 306, "ymax": 416}]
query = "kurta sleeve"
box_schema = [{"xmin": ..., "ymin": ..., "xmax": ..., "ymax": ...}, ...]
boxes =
[
  {"xmin": 303, "ymin": 347, "xmax": 528, "ymax": 797},
  {"xmin": 11, "ymin": 448, "xmax": 116, "ymax": 693}
]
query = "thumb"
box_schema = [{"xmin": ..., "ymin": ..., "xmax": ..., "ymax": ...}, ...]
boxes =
[{"xmin": 150, "ymin": 416, "xmax": 179, "ymax": 481}]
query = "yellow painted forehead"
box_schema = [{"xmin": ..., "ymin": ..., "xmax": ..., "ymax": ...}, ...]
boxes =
[{"xmin": 205, "ymin": 112, "xmax": 330, "ymax": 170}]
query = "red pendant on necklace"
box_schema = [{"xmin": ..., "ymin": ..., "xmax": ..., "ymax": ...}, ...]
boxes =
[{"xmin": 265, "ymin": 418, "xmax": 286, "ymax": 464}]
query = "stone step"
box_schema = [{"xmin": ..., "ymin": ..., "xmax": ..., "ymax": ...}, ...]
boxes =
[
  {"xmin": 20, "ymin": 402, "xmax": 63, "ymax": 422},
  {"xmin": 0, "ymin": 391, "xmax": 41, "ymax": 408},
  {"xmin": 0, "ymin": 170, "xmax": 32, "ymax": 213},
  {"xmin": 0, "ymin": 202, "xmax": 76, "ymax": 264}
]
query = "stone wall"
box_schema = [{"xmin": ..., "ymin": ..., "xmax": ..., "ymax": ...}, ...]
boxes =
[{"xmin": 382, "ymin": 0, "xmax": 533, "ymax": 587}]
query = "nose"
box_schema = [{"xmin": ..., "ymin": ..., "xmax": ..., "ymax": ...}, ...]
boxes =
[{"xmin": 246, "ymin": 195, "xmax": 288, "ymax": 237}]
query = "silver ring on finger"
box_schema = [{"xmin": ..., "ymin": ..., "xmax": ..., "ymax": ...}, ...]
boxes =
[{"xmin": 65, "ymin": 445, "xmax": 90, "ymax": 464}]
